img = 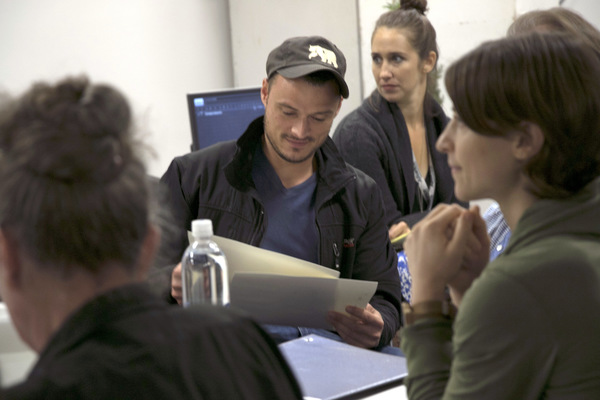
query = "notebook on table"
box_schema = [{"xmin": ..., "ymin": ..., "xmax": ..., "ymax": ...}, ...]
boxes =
[{"xmin": 279, "ymin": 334, "xmax": 408, "ymax": 400}]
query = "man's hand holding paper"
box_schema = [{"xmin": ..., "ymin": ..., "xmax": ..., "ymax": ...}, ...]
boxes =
[
  {"xmin": 327, "ymin": 304, "xmax": 384, "ymax": 349},
  {"xmin": 212, "ymin": 236, "xmax": 378, "ymax": 331}
]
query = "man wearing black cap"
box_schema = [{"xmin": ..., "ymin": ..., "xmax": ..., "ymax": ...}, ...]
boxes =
[{"xmin": 160, "ymin": 36, "xmax": 402, "ymax": 351}]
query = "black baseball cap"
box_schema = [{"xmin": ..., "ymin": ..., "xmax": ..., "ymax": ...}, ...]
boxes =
[{"xmin": 266, "ymin": 36, "xmax": 349, "ymax": 98}]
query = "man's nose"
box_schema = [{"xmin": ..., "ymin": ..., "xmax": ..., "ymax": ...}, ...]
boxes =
[{"xmin": 291, "ymin": 118, "xmax": 309, "ymax": 137}]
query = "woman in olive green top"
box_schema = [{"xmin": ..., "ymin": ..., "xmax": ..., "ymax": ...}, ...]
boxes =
[{"xmin": 401, "ymin": 33, "xmax": 600, "ymax": 399}]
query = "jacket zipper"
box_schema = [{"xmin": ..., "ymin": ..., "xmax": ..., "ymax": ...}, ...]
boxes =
[
  {"xmin": 250, "ymin": 209, "xmax": 264, "ymax": 245},
  {"xmin": 333, "ymin": 242, "xmax": 340, "ymax": 270}
]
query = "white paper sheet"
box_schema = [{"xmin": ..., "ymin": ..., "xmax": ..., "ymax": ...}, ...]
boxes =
[
  {"xmin": 192, "ymin": 235, "xmax": 378, "ymax": 329},
  {"xmin": 210, "ymin": 235, "xmax": 340, "ymax": 280},
  {"xmin": 230, "ymin": 273, "xmax": 377, "ymax": 330}
]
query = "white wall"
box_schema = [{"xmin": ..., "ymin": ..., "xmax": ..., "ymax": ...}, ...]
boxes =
[
  {"xmin": 0, "ymin": 0, "xmax": 598, "ymax": 179},
  {"xmin": 0, "ymin": 0, "xmax": 233, "ymax": 177},
  {"xmin": 561, "ymin": 0, "xmax": 600, "ymax": 27}
]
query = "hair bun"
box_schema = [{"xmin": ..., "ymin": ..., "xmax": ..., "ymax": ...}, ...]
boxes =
[
  {"xmin": 1, "ymin": 76, "xmax": 133, "ymax": 184},
  {"xmin": 400, "ymin": 0, "xmax": 428, "ymax": 15}
]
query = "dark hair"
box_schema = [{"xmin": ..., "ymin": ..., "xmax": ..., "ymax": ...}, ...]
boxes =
[
  {"xmin": 508, "ymin": 7, "xmax": 600, "ymax": 54},
  {"xmin": 0, "ymin": 75, "xmax": 150, "ymax": 276},
  {"xmin": 445, "ymin": 33, "xmax": 600, "ymax": 198},
  {"xmin": 373, "ymin": 0, "xmax": 438, "ymax": 88}
]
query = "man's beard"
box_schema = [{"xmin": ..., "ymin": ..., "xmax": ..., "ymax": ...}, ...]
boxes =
[{"xmin": 263, "ymin": 118, "xmax": 316, "ymax": 164}]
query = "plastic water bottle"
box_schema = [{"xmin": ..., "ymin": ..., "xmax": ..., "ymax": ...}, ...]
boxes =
[{"xmin": 181, "ymin": 219, "xmax": 230, "ymax": 307}]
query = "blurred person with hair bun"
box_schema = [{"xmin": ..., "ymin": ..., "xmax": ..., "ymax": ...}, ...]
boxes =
[{"xmin": 0, "ymin": 76, "xmax": 302, "ymax": 399}]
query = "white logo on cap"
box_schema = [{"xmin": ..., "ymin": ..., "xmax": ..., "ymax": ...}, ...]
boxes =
[{"xmin": 308, "ymin": 45, "xmax": 338, "ymax": 68}]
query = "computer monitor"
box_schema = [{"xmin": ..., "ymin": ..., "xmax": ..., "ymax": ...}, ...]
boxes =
[{"xmin": 187, "ymin": 86, "xmax": 265, "ymax": 151}]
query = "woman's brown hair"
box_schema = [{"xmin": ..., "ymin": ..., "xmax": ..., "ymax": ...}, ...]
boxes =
[
  {"xmin": 445, "ymin": 33, "xmax": 600, "ymax": 198},
  {"xmin": 0, "ymin": 76, "xmax": 150, "ymax": 276}
]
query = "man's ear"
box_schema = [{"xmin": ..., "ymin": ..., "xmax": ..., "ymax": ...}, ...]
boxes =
[
  {"xmin": 512, "ymin": 122, "xmax": 545, "ymax": 162},
  {"xmin": 0, "ymin": 230, "xmax": 22, "ymax": 290},
  {"xmin": 260, "ymin": 77, "xmax": 269, "ymax": 107},
  {"xmin": 134, "ymin": 224, "xmax": 160, "ymax": 280}
]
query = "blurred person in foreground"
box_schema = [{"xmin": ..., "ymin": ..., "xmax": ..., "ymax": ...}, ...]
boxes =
[
  {"xmin": 401, "ymin": 32, "xmax": 600, "ymax": 399},
  {"xmin": 0, "ymin": 76, "xmax": 302, "ymax": 399}
]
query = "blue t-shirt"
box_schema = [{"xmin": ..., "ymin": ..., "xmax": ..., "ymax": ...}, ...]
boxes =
[{"xmin": 251, "ymin": 146, "xmax": 319, "ymax": 264}]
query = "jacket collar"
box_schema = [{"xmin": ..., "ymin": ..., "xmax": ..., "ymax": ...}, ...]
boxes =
[
  {"xmin": 367, "ymin": 90, "xmax": 449, "ymax": 210},
  {"xmin": 29, "ymin": 284, "xmax": 160, "ymax": 379}
]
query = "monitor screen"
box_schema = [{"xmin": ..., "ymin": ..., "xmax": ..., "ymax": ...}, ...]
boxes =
[{"xmin": 187, "ymin": 86, "xmax": 265, "ymax": 151}]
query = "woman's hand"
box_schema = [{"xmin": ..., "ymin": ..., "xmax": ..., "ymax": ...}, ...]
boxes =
[
  {"xmin": 389, "ymin": 221, "xmax": 411, "ymax": 241},
  {"xmin": 404, "ymin": 204, "xmax": 473, "ymax": 304},
  {"xmin": 447, "ymin": 206, "xmax": 490, "ymax": 306}
]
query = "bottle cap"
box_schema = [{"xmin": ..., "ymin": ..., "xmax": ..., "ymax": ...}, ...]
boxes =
[{"xmin": 191, "ymin": 219, "xmax": 213, "ymax": 238}]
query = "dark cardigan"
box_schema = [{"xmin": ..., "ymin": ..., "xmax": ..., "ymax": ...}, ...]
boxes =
[{"xmin": 333, "ymin": 90, "xmax": 465, "ymax": 228}]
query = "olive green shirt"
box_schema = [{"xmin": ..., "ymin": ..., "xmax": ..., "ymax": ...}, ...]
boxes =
[{"xmin": 401, "ymin": 177, "xmax": 600, "ymax": 399}]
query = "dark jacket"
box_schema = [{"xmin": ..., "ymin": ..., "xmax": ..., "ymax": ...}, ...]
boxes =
[
  {"xmin": 160, "ymin": 117, "xmax": 402, "ymax": 347},
  {"xmin": 333, "ymin": 91, "xmax": 464, "ymax": 228},
  {"xmin": 5, "ymin": 284, "xmax": 303, "ymax": 400}
]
